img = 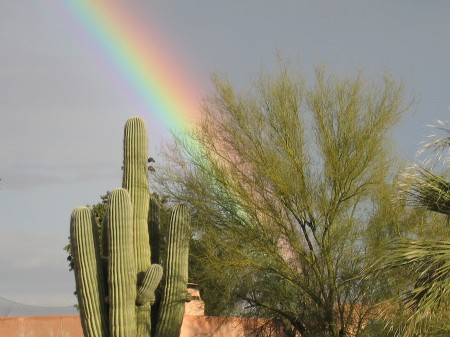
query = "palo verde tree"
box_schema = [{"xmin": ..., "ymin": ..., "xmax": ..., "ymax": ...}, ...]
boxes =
[{"xmin": 156, "ymin": 65, "xmax": 410, "ymax": 337}]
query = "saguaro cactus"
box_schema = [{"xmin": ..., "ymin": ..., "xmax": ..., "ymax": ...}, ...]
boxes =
[{"xmin": 70, "ymin": 117, "xmax": 190, "ymax": 337}]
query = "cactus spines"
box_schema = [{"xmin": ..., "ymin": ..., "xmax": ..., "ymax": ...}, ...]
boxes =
[
  {"xmin": 70, "ymin": 207, "xmax": 108, "ymax": 337},
  {"xmin": 70, "ymin": 116, "xmax": 191, "ymax": 337}
]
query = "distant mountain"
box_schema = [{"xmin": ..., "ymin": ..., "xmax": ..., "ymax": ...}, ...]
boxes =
[{"xmin": 0, "ymin": 297, "xmax": 78, "ymax": 317}]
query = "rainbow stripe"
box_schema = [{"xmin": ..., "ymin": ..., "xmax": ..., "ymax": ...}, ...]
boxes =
[
  {"xmin": 60, "ymin": 1, "xmax": 201, "ymax": 136},
  {"xmin": 58, "ymin": 1, "xmax": 246, "ymax": 221}
]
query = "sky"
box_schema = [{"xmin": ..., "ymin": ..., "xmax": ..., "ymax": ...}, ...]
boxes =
[{"xmin": 1, "ymin": 1, "xmax": 450, "ymax": 307}]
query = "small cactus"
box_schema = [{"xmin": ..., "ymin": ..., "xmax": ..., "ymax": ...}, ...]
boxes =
[{"xmin": 70, "ymin": 117, "xmax": 190, "ymax": 337}]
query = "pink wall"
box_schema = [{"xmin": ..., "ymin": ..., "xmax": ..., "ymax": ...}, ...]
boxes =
[
  {"xmin": 0, "ymin": 315, "xmax": 279, "ymax": 337},
  {"xmin": 0, "ymin": 315, "xmax": 83, "ymax": 337}
]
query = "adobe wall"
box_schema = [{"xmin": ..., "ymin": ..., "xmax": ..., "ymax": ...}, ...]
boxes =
[
  {"xmin": 0, "ymin": 315, "xmax": 83, "ymax": 337},
  {"xmin": 0, "ymin": 315, "xmax": 279, "ymax": 337}
]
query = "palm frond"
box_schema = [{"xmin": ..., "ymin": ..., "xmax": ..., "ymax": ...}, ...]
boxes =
[
  {"xmin": 386, "ymin": 119, "xmax": 450, "ymax": 336},
  {"xmin": 383, "ymin": 240, "xmax": 450, "ymax": 331},
  {"xmin": 398, "ymin": 165, "xmax": 450, "ymax": 216},
  {"xmin": 418, "ymin": 120, "xmax": 450, "ymax": 166}
]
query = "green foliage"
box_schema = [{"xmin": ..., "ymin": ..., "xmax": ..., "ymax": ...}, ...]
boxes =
[
  {"xmin": 156, "ymin": 65, "xmax": 410, "ymax": 336},
  {"xmin": 381, "ymin": 121, "xmax": 450, "ymax": 337},
  {"xmin": 70, "ymin": 117, "xmax": 191, "ymax": 337}
]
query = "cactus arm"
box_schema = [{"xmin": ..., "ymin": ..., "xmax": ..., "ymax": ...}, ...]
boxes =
[
  {"xmin": 122, "ymin": 117, "xmax": 152, "ymax": 337},
  {"xmin": 136, "ymin": 264, "xmax": 164, "ymax": 306},
  {"xmin": 154, "ymin": 204, "xmax": 190, "ymax": 337},
  {"xmin": 107, "ymin": 189, "xmax": 137, "ymax": 337},
  {"xmin": 70, "ymin": 207, "xmax": 109, "ymax": 337},
  {"xmin": 122, "ymin": 117, "xmax": 151, "ymax": 272}
]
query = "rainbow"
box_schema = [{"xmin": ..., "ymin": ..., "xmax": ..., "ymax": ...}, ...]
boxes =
[{"xmin": 60, "ymin": 1, "xmax": 201, "ymax": 136}]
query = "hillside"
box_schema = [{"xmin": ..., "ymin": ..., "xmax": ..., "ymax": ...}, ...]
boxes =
[{"xmin": 0, "ymin": 297, "xmax": 78, "ymax": 317}]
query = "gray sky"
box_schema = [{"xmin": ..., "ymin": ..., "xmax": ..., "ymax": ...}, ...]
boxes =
[{"xmin": 1, "ymin": 1, "xmax": 449, "ymax": 306}]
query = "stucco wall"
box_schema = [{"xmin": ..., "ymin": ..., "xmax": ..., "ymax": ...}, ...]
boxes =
[
  {"xmin": 0, "ymin": 315, "xmax": 278, "ymax": 337},
  {"xmin": 0, "ymin": 315, "xmax": 83, "ymax": 337}
]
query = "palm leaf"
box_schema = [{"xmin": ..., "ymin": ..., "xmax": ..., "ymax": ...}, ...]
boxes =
[
  {"xmin": 398, "ymin": 165, "xmax": 450, "ymax": 216},
  {"xmin": 385, "ymin": 120, "xmax": 450, "ymax": 336},
  {"xmin": 382, "ymin": 240, "xmax": 450, "ymax": 336},
  {"xmin": 418, "ymin": 120, "xmax": 450, "ymax": 165}
]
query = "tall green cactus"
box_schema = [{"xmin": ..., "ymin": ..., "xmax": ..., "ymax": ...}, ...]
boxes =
[{"xmin": 70, "ymin": 117, "xmax": 190, "ymax": 337}]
